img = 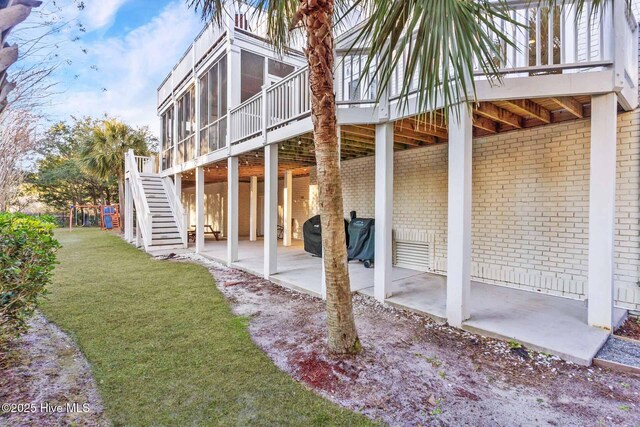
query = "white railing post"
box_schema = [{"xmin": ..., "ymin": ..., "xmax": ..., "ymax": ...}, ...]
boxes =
[{"xmin": 146, "ymin": 212, "xmax": 153, "ymax": 251}]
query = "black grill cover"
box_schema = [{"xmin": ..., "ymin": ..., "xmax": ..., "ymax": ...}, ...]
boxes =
[
  {"xmin": 303, "ymin": 215, "xmax": 323, "ymax": 256},
  {"xmin": 302, "ymin": 215, "xmax": 349, "ymax": 257},
  {"xmin": 347, "ymin": 218, "xmax": 375, "ymax": 261}
]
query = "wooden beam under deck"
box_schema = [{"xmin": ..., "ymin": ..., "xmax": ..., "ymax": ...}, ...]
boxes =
[
  {"xmin": 503, "ymin": 99, "xmax": 551, "ymax": 123},
  {"xmin": 475, "ymin": 102, "xmax": 523, "ymax": 128},
  {"xmin": 550, "ymin": 96, "xmax": 584, "ymax": 118}
]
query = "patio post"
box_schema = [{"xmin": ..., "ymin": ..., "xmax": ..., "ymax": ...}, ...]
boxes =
[
  {"xmin": 446, "ymin": 104, "xmax": 473, "ymax": 327},
  {"xmin": 283, "ymin": 170, "xmax": 293, "ymax": 246},
  {"xmin": 249, "ymin": 176, "xmax": 258, "ymax": 241},
  {"xmin": 124, "ymin": 179, "xmax": 133, "ymax": 242},
  {"xmin": 264, "ymin": 144, "xmax": 278, "ymax": 278},
  {"xmin": 174, "ymin": 173, "xmax": 181, "ymax": 204},
  {"xmin": 374, "ymin": 122, "xmax": 394, "ymax": 302},
  {"xmin": 195, "ymin": 166, "xmax": 205, "ymax": 253},
  {"xmin": 587, "ymin": 92, "xmax": 617, "ymax": 330},
  {"xmin": 227, "ymin": 156, "xmax": 239, "ymax": 264}
]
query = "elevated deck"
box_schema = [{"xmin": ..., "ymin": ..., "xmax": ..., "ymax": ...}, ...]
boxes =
[{"xmin": 159, "ymin": 0, "xmax": 638, "ymax": 178}]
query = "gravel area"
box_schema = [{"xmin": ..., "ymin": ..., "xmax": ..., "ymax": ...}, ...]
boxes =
[
  {"xmin": 167, "ymin": 252, "xmax": 640, "ymax": 426},
  {"xmin": 596, "ymin": 336, "xmax": 640, "ymax": 368}
]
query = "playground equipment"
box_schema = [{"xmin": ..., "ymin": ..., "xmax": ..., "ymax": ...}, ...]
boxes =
[{"xmin": 68, "ymin": 204, "xmax": 121, "ymax": 231}]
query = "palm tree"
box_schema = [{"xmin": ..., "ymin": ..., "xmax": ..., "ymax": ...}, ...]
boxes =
[
  {"xmin": 189, "ymin": 0, "xmax": 361, "ymax": 354},
  {"xmin": 80, "ymin": 119, "xmax": 154, "ymax": 234}
]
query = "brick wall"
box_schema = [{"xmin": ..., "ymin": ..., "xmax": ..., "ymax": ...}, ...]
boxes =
[{"xmin": 308, "ymin": 110, "xmax": 640, "ymax": 309}]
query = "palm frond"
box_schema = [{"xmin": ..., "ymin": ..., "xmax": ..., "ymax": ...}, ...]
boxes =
[
  {"xmin": 351, "ymin": 0, "xmax": 518, "ymax": 121},
  {"xmin": 187, "ymin": 0, "xmax": 357, "ymax": 54}
]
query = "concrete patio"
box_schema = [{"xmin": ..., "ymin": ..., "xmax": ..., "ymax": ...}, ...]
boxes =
[{"xmin": 195, "ymin": 238, "xmax": 625, "ymax": 365}]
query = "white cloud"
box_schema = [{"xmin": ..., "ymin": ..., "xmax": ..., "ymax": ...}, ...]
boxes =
[
  {"xmin": 44, "ymin": 0, "xmax": 203, "ymax": 134},
  {"xmin": 81, "ymin": 0, "xmax": 131, "ymax": 32}
]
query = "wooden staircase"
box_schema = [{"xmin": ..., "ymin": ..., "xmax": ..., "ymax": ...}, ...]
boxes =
[
  {"xmin": 124, "ymin": 150, "xmax": 187, "ymax": 252},
  {"xmin": 139, "ymin": 174, "xmax": 185, "ymax": 249}
]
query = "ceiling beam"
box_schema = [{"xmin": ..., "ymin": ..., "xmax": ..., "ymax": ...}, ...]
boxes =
[
  {"xmin": 472, "ymin": 115, "xmax": 498, "ymax": 133},
  {"xmin": 550, "ymin": 96, "xmax": 584, "ymax": 118},
  {"xmin": 503, "ymin": 99, "xmax": 551, "ymax": 123},
  {"xmin": 396, "ymin": 119, "xmax": 448, "ymax": 140},
  {"xmin": 475, "ymin": 102, "xmax": 523, "ymax": 128}
]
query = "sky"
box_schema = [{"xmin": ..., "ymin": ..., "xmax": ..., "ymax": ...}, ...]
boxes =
[{"xmin": 18, "ymin": 0, "xmax": 205, "ymax": 137}]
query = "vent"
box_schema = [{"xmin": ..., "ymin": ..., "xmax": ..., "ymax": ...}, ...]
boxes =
[{"xmin": 392, "ymin": 229, "xmax": 435, "ymax": 272}]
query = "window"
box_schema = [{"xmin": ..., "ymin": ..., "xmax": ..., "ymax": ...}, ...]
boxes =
[
  {"xmin": 268, "ymin": 59, "xmax": 295, "ymax": 79},
  {"xmin": 176, "ymin": 86, "xmax": 196, "ymax": 163},
  {"xmin": 339, "ymin": 53, "xmax": 376, "ymax": 101},
  {"xmin": 161, "ymin": 108, "xmax": 174, "ymax": 170},
  {"xmin": 199, "ymin": 55, "xmax": 228, "ymax": 155},
  {"xmin": 241, "ymin": 50, "xmax": 264, "ymax": 102}
]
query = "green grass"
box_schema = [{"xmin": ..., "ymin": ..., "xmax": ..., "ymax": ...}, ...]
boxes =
[{"xmin": 42, "ymin": 229, "xmax": 371, "ymax": 426}]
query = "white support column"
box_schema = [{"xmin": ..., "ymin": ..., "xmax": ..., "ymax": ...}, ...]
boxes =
[
  {"xmin": 446, "ymin": 105, "xmax": 473, "ymax": 328},
  {"xmin": 249, "ymin": 176, "xmax": 258, "ymax": 241},
  {"xmin": 283, "ymin": 170, "xmax": 293, "ymax": 246},
  {"xmin": 174, "ymin": 173, "xmax": 182, "ymax": 205},
  {"xmin": 172, "ymin": 102, "xmax": 179, "ymax": 168},
  {"xmin": 588, "ymin": 93, "xmax": 617, "ymax": 330},
  {"xmin": 374, "ymin": 122, "xmax": 394, "ymax": 302},
  {"xmin": 264, "ymin": 144, "xmax": 278, "ymax": 278},
  {"xmin": 227, "ymin": 156, "xmax": 239, "ymax": 264},
  {"xmin": 195, "ymin": 166, "xmax": 205, "ymax": 253},
  {"xmin": 125, "ymin": 179, "xmax": 133, "ymax": 242}
]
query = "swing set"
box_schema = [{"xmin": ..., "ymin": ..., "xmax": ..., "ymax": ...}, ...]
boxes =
[{"xmin": 68, "ymin": 204, "xmax": 121, "ymax": 231}]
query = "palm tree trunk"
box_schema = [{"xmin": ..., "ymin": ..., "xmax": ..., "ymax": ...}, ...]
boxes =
[{"xmin": 301, "ymin": 0, "xmax": 360, "ymax": 354}]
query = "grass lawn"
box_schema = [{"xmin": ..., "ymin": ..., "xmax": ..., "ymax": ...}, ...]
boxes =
[{"xmin": 42, "ymin": 228, "xmax": 371, "ymax": 426}]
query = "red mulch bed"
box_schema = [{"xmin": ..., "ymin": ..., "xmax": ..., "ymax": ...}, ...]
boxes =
[{"xmin": 615, "ymin": 316, "xmax": 640, "ymax": 341}]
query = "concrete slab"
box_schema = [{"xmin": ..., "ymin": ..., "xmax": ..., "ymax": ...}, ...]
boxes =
[
  {"xmin": 198, "ymin": 239, "xmax": 419, "ymax": 298},
  {"xmin": 462, "ymin": 282, "xmax": 626, "ymax": 366},
  {"xmin": 194, "ymin": 238, "xmax": 624, "ymax": 365}
]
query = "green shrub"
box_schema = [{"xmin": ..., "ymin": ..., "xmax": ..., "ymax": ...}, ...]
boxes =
[{"xmin": 0, "ymin": 213, "xmax": 60, "ymax": 346}]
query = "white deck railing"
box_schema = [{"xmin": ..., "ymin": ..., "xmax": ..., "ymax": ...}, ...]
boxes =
[
  {"xmin": 125, "ymin": 150, "xmax": 154, "ymax": 251},
  {"xmin": 230, "ymin": 92, "xmax": 263, "ymax": 143},
  {"xmin": 210, "ymin": 0, "xmax": 638, "ymax": 148},
  {"xmin": 388, "ymin": 0, "xmax": 632, "ymax": 99},
  {"xmin": 162, "ymin": 176, "xmax": 188, "ymax": 248},
  {"xmin": 267, "ymin": 67, "xmax": 311, "ymax": 129}
]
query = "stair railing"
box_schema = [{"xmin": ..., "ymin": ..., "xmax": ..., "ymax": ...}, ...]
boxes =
[
  {"xmin": 125, "ymin": 149, "xmax": 154, "ymax": 251},
  {"xmin": 162, "ymin": 176, "xmax": 188, "ymax": 248}
]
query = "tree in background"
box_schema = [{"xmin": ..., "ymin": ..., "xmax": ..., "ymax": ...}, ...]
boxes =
[
  {"xmin": 79, "ymin": 119, "xmax": 156, "ymax": 234},
  {"xmin": 28, "ymin": 119, "xmax": 118, "ymax": 213}
]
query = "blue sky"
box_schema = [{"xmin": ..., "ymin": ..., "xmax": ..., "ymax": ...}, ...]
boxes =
[{"xmin": 21, "ymin": 0, "xmax": 204, "ymax": 136}]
